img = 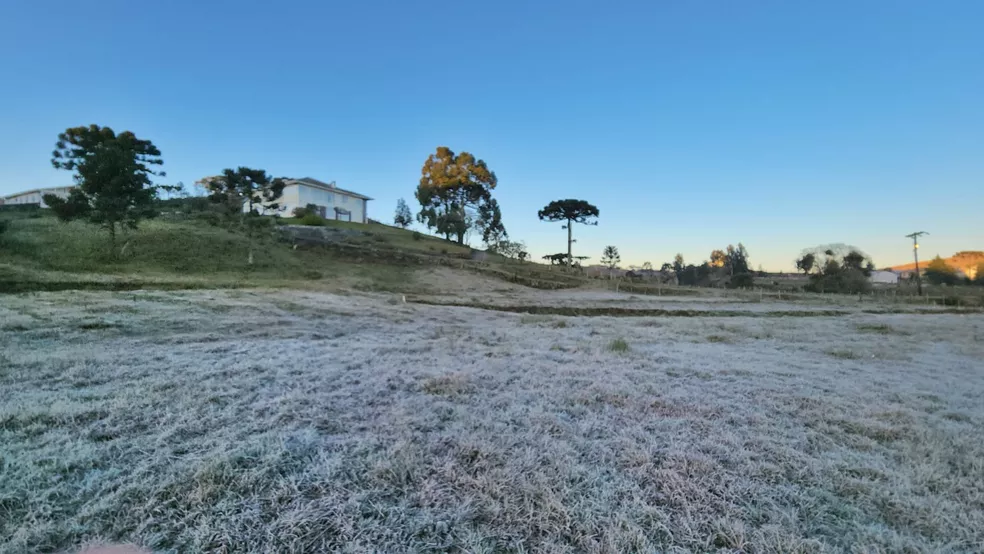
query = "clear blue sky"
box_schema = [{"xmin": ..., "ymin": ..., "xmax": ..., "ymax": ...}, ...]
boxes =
[{"xmin": 2, "ymin": 0, "xmax": 981, "ymax": 270}]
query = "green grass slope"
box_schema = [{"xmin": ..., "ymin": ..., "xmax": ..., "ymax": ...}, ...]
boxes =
[{"xmin": 0, "ymin": 213, "xmax": 586, "ymax": 293}]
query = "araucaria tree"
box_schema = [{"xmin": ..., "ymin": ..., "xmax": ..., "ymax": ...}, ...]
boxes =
[
  {"xmin": 203, "ymin": 167, "xmax": 286, "ymax": 265},
  {"xmin": 46, "ymin": 125, "xmax": 166, "ymax": 256},
  {"xmin": 601, "ymin": 245, "xmax": 621, "ymax": 278},
  {"xmin": 393, "ymin": 198, "xmax": 413, "ymax": 228},
  {"xmin": 537, "ymin": 199, "xmax": 599, "ymax": 267},
  {"xmin": 415, "ymin": 146, "xmax": 501, "ymax": 244}
]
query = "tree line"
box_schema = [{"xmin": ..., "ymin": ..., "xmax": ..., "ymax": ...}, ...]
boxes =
[{"xmin": 39, "ymin": 126, "xmax": 981, "ymax": 291}]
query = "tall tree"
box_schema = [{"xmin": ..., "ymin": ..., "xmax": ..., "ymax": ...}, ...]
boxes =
[
  {"xmin": 924, "ymin": 256, "xmax": 959, "ymax": 286},
  {"xmin": 796, "ymin": 253, "xmax": 816, "ymax": 274},
  {"xmin": 476, "ymin": 197, "xmax": 507, "ymax": 248},
  {"xmin": 601, "ymin": 245, "xmax": 621, "ymax": 279},
  {"xmin": 672, "ymin": 254, "xmax": 685, "ymax": 285},
  {"xmin": 393, "ymin": 198, "xmax": 413, "ymax": 228},
  {"xmin": 709, "ymin": 250, "xmax": 727, "ymax": 268},
  {"xmin": 45, "ymin": 124, "xmax": 166, "ymax": 256},
  {"xmin": 641, "ymin": 261, "xmax": 653, "ymax": 271},
  {"xmin": 725, "ymin": 243, "xmax": 750, "ymax": 275},
  {"xmin": 415, "ymin": 146, "xmax": 499, "ymax": 244},
  {"xmin": 537, "ymin": 199, "xmax": 599, "ymax": 267},
  {"xmin": 203, "ymin": 167, "xmax": 286, "ymax": 265}
]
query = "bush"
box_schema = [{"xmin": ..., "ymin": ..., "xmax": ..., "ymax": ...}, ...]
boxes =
[
  {"xmin": 0, "ymin": 220, "xmax": 9, "ymax": 235},
  {"xmin": 299, "ymin": 213, "xmax": 327, "ymax": 227},
  {"xmin": 196, "ymin": 212, "xmax": 221, "ymax": 227},
  {"xmin": 805, "ymin": 268, "xmax": 871, "ymax": 294},
  {"xmin": 412, "ymin": 232, "xmax": 422, "ymax": 241},
  {"xmin": 293, "ymin": 204, "xmax": 322, "ymax": 219},
  {"xmin": 728, "ymin": 272, "xmax": 755, "ymax": 289}
]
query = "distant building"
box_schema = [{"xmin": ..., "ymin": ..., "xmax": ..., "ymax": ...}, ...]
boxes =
[
  {"xmin": 868, "ymin": 270, "xmax": 900, "ymax": 285},
  {"xmin": 2, "ymin": 186, "xmax": 74, "ymax": 208},
  {"xmin": 250, "ymin": 177, "xmax": 372, "ymax": 223}
]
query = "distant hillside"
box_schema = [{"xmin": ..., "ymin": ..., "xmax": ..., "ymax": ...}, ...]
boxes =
[{"xmin": 890, "ymin": 251, "xmax": 984, "ymax": 274}]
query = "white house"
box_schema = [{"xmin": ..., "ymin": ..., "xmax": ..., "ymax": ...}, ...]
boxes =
[
  {"xmin": 261, "ymin": 178, "xmax": 372, "ymax": 223},
  {"xmin": 868, "ymin": 270, "xmax": 900, "ymax": 285},
  {"xmin": 1, "ymin": 186, "xmax": 74, "ymax": 207}
]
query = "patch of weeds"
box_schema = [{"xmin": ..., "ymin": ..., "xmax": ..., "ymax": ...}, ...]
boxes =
[
  {"xmin": 942, "ymin": 411, "xmax": 972, "ymax": 423},
  {"xmin": 856, "ymin": 323, "xmax": 906, "ymax": 335},
  {"xmin": 519, "ymin": 314, "xmax": 553, "ymax": 325},
  {"xmin": 706, "ymin": 334, "xmax": 734, "ymax": 344},
  {"xmin": 549, "ymin": 344, "xmax": 566, "ymax": 351},
  {"xmin": 833, "ymin": 419, "xmax": 906, "ymax": 444},
  {"xmin": 77, "ymin": 321, "xmax": 122, "ymax": 331},
  {"xmin": 721, "ymin": 369, "xmax": 754, "ymax": 377},
  {"xmin": 551, "ymin": 319, "xmax": 569, "ymax": 328},
  {"xmin": 827, "ymin": 349, "xmax": 861, "ymax": 360},
  {"xmin": 607, "ymin": 338, "xmax": 630, "ymax": 353},
  {"xmin": 639, "ymin": 320, "xmax": 664, "ymax": 328},
  {"xmin": 421, "ymin": 373, "xmax": 473, "ymax": 397},
  {"xmin": 574, "ymin": 389, "xmax": 629, "ymax": 408},
  {"xmin": 2, "ymin": 323, "xmax": 30, "ymax": 332}
]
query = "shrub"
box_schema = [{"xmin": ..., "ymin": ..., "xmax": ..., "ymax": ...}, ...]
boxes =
[
  {"xmin": 805, "ymin": 268, "xmax": 871, "ymax": 294},
  {"xmin": 299, "ymin": 213, "xmax": 326, "ymax": 227},
  {"xmin": 0, "ymin": 220, "xmax": 9, "ymax": 235},
  {"xmin": 196, "ymin": 212, "xmax": 221, "ymax": 227},
  {"xmin": 728, "ymin": 272, "xmax": 755, "ymax": 289},
  {"xmin": 412, "ymin": 232, "xmax": 422, "ymax": 241},
  {"xmin": 293, "ymin": 204, "xmax": 322, "ymax": 219}
]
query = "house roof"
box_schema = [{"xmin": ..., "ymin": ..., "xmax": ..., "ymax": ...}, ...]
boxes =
[
  {"xmin": 290, "ymin": 177, "xmax": 373, "ymax": 201},
  {"xmin": 3, "ymin": 186, "xmax": 74, "ymax": 200}
]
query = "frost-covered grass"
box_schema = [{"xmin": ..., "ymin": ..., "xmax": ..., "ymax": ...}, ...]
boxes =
[{"xmin": 1, "ymin": 290, "xmax": 983, "ymax": 553}]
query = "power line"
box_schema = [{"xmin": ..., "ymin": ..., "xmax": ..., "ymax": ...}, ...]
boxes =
[{"xmin": 905, "ymin": 231, "xmax": 929, "ymax": 296}]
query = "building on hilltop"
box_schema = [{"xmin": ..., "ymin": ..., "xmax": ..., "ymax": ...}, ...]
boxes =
[
  {"xmin": 249, "ymin": 177, "xmax": 372, "ymax": 223},
  {"xmin": 1, "ymin": 186, "xmax": 75, "ymax": 208},
  {"xmin": 868, "ymin": 270, "xmax": 900, "ymax": 285}
]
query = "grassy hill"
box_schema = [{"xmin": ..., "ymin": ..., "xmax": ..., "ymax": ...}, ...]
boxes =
[
  {"xmin": 0, "ymin": 210, "xmax": 585, "ymax": 293},
  {"xmin": 891, "ymin": 251, "xmax": 984, "ymax": 275}
]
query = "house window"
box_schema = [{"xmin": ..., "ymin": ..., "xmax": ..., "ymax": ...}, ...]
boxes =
[{"xmin": 341, "ymin": 195, "xmax": 347, "ymax": 204}]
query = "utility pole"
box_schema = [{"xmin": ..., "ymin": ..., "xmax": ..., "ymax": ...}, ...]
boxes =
[{"xmin": 905, "ymin": 232, "xmax": 928, "ymax": 296}]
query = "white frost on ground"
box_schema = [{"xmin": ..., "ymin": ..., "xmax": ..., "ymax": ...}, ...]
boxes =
[{"xmin": 1, "ymin": 289, "xmax": 983, "ymax": 553}]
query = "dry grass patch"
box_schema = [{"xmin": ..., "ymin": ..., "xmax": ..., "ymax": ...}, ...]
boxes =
[
  {"xmin": 420, "ymin": 372, "xmax": 474, "ymax": 397},
  {"xmin": 855, "ymin": 322, "xmax": 908, "ymax": 335},
  {"xmin": 827, "ymin": 349, "xmax": 862, "ymax": 360},
  {"xmin": 1, "ymin": 290, "xmax": 982, "ymax": 553}
]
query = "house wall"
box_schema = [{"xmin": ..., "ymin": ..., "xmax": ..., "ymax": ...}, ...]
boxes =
[
  {"xmin": 295, "ymin": 185, "xmax": 366, "ymax": 223},
  {"xmin": 252, "ymin": 183, "xmax": 369, "ymax": 223},
  {"xmin": 3, "ymin": 187, "xmax": 73, "ymax": 208},
  {"xmin": 869, "ymin": 271, "xmax": 900, "ymax": 284}
]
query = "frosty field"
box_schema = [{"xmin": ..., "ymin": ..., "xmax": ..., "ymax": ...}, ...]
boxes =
[{"xmin": 1, "ymin": 288, "xmax": 983, "ymax": 553}]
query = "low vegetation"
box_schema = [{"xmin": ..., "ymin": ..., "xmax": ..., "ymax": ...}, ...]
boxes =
[{"xmin": 1, "ymin": 290, "xmax": 981, "ymax": 552}]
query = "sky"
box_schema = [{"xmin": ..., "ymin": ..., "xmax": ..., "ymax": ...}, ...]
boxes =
[{"xmin": 1, "ymin": 0, "xmax": 981, "ymax": 271}]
